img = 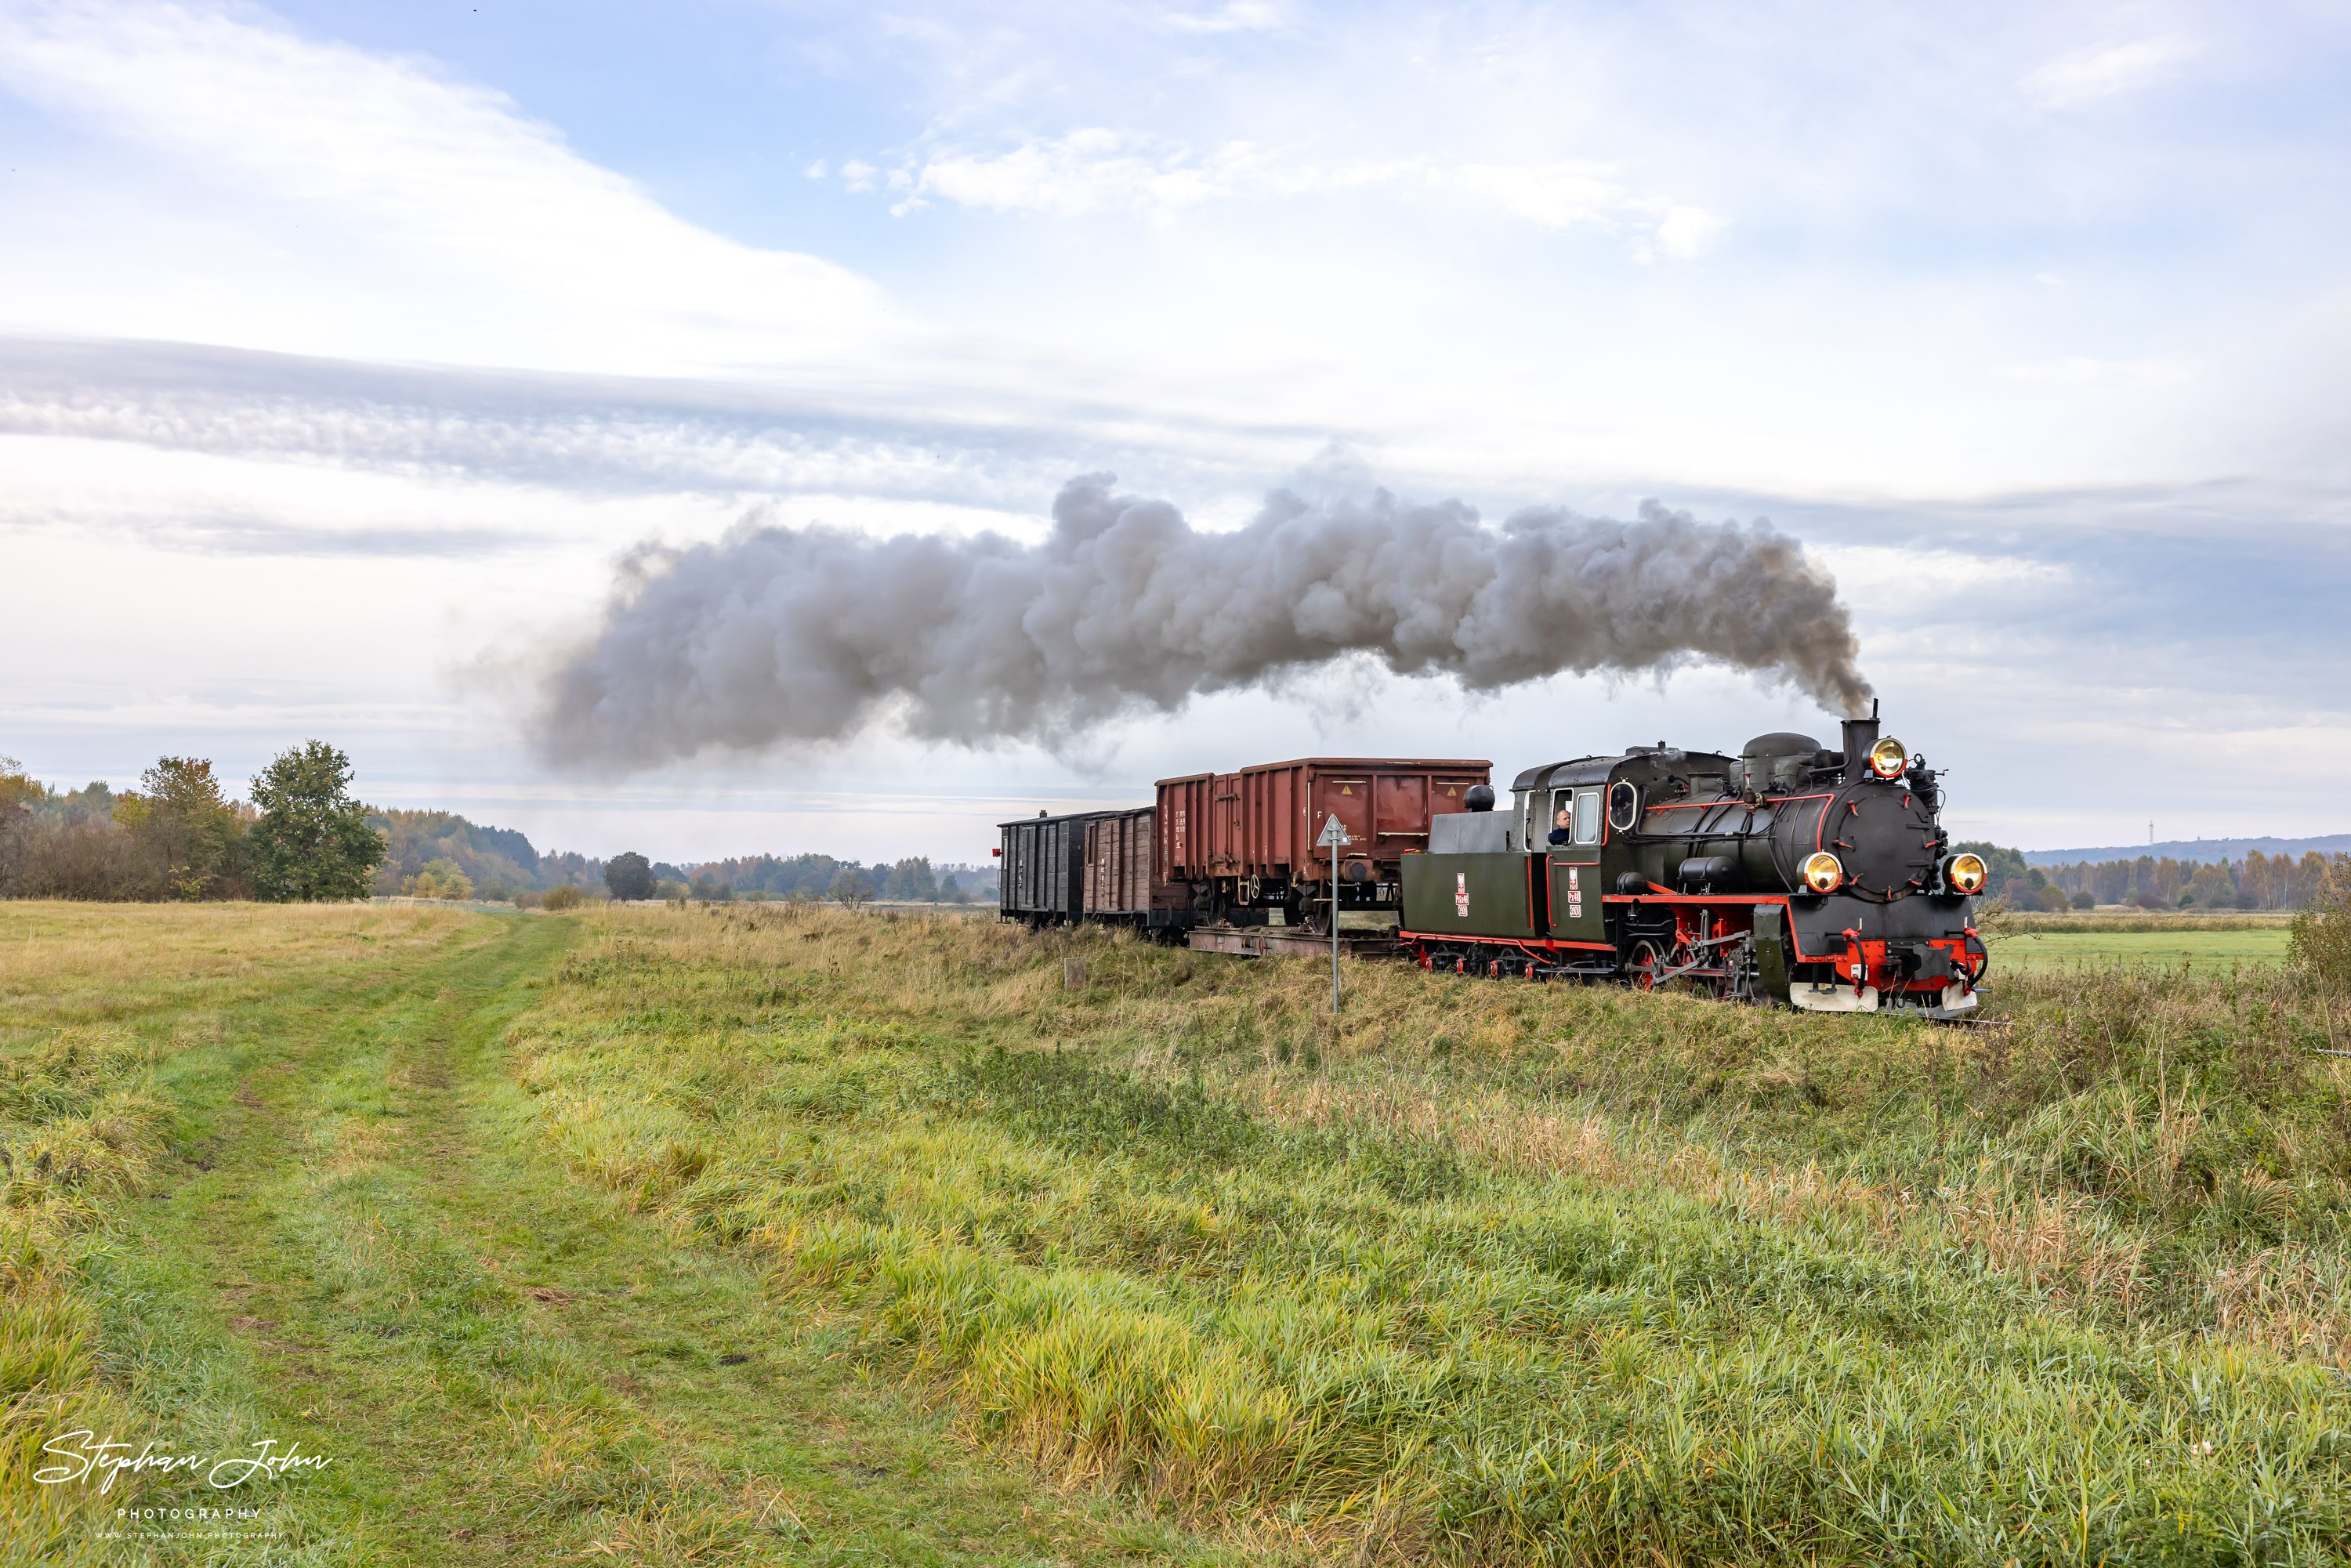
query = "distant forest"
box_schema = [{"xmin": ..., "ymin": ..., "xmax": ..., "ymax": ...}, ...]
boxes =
[
  {"xmin": 329, "ymin": 809, "xmax": 1002, "ymax": 907},
  {"xmin": 0, "ymin": 753, "xmax": 1000, "ymax": 906},
  {"xmin": 1957, "ymin": 841, "xmax": 2347, "ymax": 912}
]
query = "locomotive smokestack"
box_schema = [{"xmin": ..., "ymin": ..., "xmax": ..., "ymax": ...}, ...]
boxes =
[
  {"xmin": 1840, "ymin": 698, "xmax": 1881, "ymax": 784},
  {"xmin": 532, "ymin": 473, "xmax": 1876, "ymax": 767}
]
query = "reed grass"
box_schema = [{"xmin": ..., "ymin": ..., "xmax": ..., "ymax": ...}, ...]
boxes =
[{"xmin": 504, "ymin": 904, "xmax": 2351, "ymax": 1563}]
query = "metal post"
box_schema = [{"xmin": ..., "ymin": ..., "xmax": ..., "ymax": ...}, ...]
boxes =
[{"xmin": 1317, "ymin": 812, "xmax": 1350, "ymax": 1015}]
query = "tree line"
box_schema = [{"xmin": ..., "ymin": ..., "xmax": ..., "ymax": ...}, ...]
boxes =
[
  {"xmin": 0, "ymin": 744, "xmax": 382, "ymax": 901},
  {"xmin": 1956, "ymin": 840, "xmax": 2351, "ymax": 913},
  {"xmin": 1, "ymin": 748, "xmax": 1003, "ymax": 907}
]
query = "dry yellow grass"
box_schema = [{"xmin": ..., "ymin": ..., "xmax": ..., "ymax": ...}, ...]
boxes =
[{"xmin": 1, "ymin": 900, "xmax": 485, "ymax": 1026}]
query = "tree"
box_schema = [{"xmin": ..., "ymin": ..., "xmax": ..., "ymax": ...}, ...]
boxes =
[
  {"xmin": 881, "ymin": 856, "xmax": 937, "ymax": 902},
  {"xmin": 248, "ymin": 741, "xmax": 384, "ymax": 902},
  {"xmin": 0, "ymin": 757, "xmax": 35, "ymax": 893},
  {"xmin": 540, "ymin": 885, "xmax": 584, "ymax": 911},
  {"xmin": 606, "ymin": 851, "xmax": 656, "ymax": 902},
  {"xmin": 119, "ymin": 757, "xmax": 245, "ymax": 900},
  {"xmin": 2070, "ymin": 889, "xmax": 2095, "ymax": 910},
  {"xmin": 939, "ymin": 871, "xmax": 962, "ymax": 904},
  {"xmin": 2291, "ymin": 858, "xmax": 2351, "ymax": 991},
  {"xmin": 408, "ymin": 858, "xmax": 474, "ymax": 900},
  {"xmin": 829, "ymin": 868, "xmax": 872, "ymax": 911}
]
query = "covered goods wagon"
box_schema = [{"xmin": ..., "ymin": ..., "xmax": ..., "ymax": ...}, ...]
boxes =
[
  {"xmin": 998, "ymin": 809, "xmax": 1103, "ymax": 924},
  {"xmin": 1001, "ymin": 806, "xmax": 1183, "ymax": 928}
]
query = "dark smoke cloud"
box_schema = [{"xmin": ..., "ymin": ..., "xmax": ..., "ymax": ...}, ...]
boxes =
[{"xmin": 532, "ymin": 473, "xmax": 1873, "ymax": 766}]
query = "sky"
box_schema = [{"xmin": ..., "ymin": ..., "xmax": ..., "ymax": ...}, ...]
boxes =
[{"xmin": 4, "ymin": 0, "xmax": 2349, "ymax": 864}]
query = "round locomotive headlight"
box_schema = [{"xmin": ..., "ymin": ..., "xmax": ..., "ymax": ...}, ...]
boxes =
[
  {"xmin": 1947, "ymin": 853, "xmax": 1987, "ymax": 895},
  {"xmin": 1867, "ymin": 737, "xmax": 1909, "ymax": 780},
  {"xmin": 1802, "ymin": 851, "xmax": 1845, "ymax": 893}
]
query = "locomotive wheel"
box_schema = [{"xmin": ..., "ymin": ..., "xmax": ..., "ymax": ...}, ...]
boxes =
[{"xmin": 1629, "ymin": 940, "xmax": 1666, "ymax": 992}]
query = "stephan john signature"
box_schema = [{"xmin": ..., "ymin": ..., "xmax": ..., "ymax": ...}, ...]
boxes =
[{"xmin": 35, "ymin": 1432, "xmax": 334, "ymax": 1493}]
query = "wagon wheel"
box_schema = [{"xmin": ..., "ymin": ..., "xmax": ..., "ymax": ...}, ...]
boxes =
[{"xmin": 1629, "ymin": 940, "xmax": 1666, "ymax": 992}]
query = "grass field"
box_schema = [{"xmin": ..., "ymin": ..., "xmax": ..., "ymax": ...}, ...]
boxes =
[
  {"xmin": 1987, "ymin": 926, "xmax": 2295, "ymax": 971},
  {"xmin": 7, "ymin": 900, "xmax": 2351, "ymax": 1563}
]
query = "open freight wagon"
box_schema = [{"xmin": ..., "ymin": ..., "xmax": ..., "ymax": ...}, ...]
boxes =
[{"xmin": 1156, "ymin": 756, "xmax": 1491, "ymax": 932}]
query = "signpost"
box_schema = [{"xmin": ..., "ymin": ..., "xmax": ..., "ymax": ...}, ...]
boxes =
[{"xmin": 1317, "ymin": 813, "xmax": 1351, "ymax": 1013}]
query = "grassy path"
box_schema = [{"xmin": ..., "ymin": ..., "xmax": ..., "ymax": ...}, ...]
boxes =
[{"xmin": 31, "ymin": 910, "xmax": 1213, "ymax": 1565}]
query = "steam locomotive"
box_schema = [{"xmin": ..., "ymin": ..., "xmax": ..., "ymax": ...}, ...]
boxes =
[{"xmin": 1397, "ymin": 706, "xmax": 1987, "ymax": 1014}]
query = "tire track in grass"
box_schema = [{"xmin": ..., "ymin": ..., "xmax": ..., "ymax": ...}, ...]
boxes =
[{"xmin": 69, "ymin": 911, "xmax": 1225, "ymax": 1566}]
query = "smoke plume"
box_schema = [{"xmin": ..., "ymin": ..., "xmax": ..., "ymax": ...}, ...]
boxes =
[{"xmin": 533, "ymin": 473, "xmax": 1872, "ymax": 766}]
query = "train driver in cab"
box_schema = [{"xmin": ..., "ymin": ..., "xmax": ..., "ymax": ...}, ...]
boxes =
[{"xmin": 1549, "ymin": 806, "xmax": 1573, "ymax": 846}]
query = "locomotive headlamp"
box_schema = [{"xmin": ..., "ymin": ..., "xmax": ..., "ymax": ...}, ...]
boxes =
[
  {"xmin": 1802, "ymin": 851, "xmax": 1845, "ymax": 893},
  {"xmin": 1867, "ymin": 737, "xmax": 1909, "ymax": 780},
  {"xmin": 1946, "ymin": 853, "xmax": 1987, "ymax": 895}
]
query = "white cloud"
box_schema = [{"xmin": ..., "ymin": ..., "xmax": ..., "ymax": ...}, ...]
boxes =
[
  {"xmin": 1157, "ymin": 2, "xmax": 1285, "ymax": 34},
  {"xmin": 2023, "ymin": 34, "xmax": 2203, "ymax": 109},
  {"xmin": 873, "ymin": 129, "xmax": 1725, "ymax": 254},
  {"xmin": 896, "ymin": 129, "xmax": 1267, "ymax": 219},
  {"xmin": 1653, "ymin": 203, "xmax": 1730, "ymax": 259}
]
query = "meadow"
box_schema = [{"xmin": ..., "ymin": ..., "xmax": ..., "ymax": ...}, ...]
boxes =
[
  {"xmin": 1987, "ymin": 927, "xmax": 2295, "ymax": 971},
  {"xmin": 6, "ymin": 899, "xmax": 2351, "ymax": 1563}
]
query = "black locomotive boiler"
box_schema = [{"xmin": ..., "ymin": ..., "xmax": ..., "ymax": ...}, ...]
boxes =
[{"xmin": 1397, "ymin": 707, "xmax": 1989, "ymax": 1014}]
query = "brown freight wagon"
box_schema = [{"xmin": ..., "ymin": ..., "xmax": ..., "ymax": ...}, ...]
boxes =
[{"xmin": 1157, "ymin": 757, "xmax": 1491, "ymax": 932}]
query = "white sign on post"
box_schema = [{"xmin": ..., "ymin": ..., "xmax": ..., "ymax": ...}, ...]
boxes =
[{"xmin": 1318, "ymin": 813, "xmax": 1350, "ymax": 1013}]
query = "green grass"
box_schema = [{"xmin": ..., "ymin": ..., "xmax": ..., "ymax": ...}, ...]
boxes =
[
  {"xmin": 1987, "ymin": 926, "xmax": 2295, "ymax": 971},
  {"xmin": 493, "ymin": 904, "xmax": 2351, "ymax": 1565},
  {"xmin": 0, "ymin": 903, "xmax": 1235, "ymax": 1565},
  {"xmin": 11, "ymin": 898, "xmax": 2351, "ymax": 1563}
]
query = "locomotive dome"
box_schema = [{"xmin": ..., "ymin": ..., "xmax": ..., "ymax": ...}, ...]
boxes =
[
  {"xmin": 1741, "ymin": 731, "xmax": 1821, "ymax": 760},
  {"xmin": 1740, "ymin": 732, "xmax": 1828, "ymax": 795}
]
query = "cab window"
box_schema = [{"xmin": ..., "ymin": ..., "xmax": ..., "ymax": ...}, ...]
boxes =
[{"xmin": 1574, "ymin": 790, "xmax": 1602, "ymax": 845}]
